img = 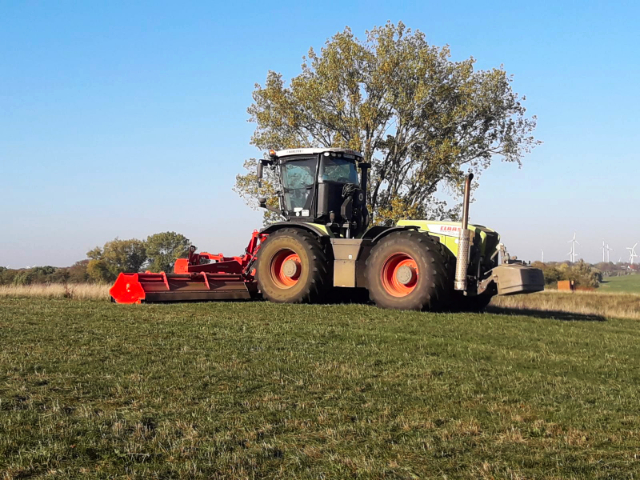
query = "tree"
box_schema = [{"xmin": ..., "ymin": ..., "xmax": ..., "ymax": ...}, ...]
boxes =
[
  {"xmin": 532, "ymin": 261, "xmax": 562, "ymax": 286},
  {"xmin": 68, "ymin": 260, "xmax": 91, "ymax": 283},
  {"xmin": 235, "ymin": 22, "xmax": 539, "ymax": 224},
  {"xmin": 0, "ymin": 268, "xmax": 17, "ymax": 286},
  {"xmin": 145, "ymin": 232, "xmax": 191, "ymax": 273},
  {"xmin": 566, "ymin": 260, "xmax": 601, "ymax": 288},
  {"xmin": 12, "ymin": 270, "xmax": 34, "ymax": 286},
  {"xmin": 595, "ymin": 262, "xmax": 614, "ymax": 276},
  {"xmin": 87, "ymin": 259, "xmax": 113, "ymax": 283},
  {"xmin": 10, "ymin": 266, "xmax": 60, "ymax": 286},
  {"xmin": 533, "ymin": 261, "xmax": 602, "ymax": 288},
  {"xmin": 86, "ymin": 238, "xmax": 147, "ymax": 281},
  {"xmin": 103, "ymin": 239, "xmax": 147, "ymax": 273}
]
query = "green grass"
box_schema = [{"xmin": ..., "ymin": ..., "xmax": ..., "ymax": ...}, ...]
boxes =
[
  {"xmin": 600, "ymin": 274, "xmax": 640, "ymax": 293},
  {"xmin": 2, "ymin": 299, "xmax": 640, "ymax": 479}
]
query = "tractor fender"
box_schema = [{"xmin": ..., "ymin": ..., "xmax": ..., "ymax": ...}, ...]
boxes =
[
  {"xmin": 260, "ymin": 222, "xmax": 331, "ymax": 239},
  {"xmin": 362, "ymin": 225, "xmax": 420, "ymax": 245}
]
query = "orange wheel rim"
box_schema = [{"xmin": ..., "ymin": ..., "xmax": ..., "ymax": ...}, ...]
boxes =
[
  {"xmin": 270, "ymin": 249, "xmax": 301, "ymax": 288},
  {"xmin": 381, "ymin": 253, "xmax": 418, "ymax": 297}
]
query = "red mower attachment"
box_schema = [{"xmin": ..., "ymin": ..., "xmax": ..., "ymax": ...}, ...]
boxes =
[{"xmin": 109, "ymin": 231, "xmax": 265, "ymax": 304}]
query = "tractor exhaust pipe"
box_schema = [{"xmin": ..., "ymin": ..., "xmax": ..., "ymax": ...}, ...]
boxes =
[
  {"xmin": 257, "ymin": 160, "xmax": 264, "ymax": 188},
  {"xmin": 454, "ymin": 173, "xmax": 474, "ymax": 292}
]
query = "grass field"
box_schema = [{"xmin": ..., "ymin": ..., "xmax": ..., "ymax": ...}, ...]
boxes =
[
  {"xmin": 600, "ymin": 274, "xmax": 640, "ymax": 293},
  {"xmin": 0, "ymin": 284, "xmax": 109, "ymax": 301},
  {"xmin": 2, "ymin": 298, "xmax": 640, "ymax": 478}
]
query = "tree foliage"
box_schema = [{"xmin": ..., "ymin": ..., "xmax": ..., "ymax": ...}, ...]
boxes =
[
  {"xmin": 145, "ymin": 232, "xmax": 191, "ymax": 273},
  {"xmin": 84, "ymin": 232, "xmax": 191, "ymax": 282},
  {"xmin": 68, "ymin": 260, "xmax": 91, "ymax": 283},
  {"xmin": 86, "ymin": 259, "xmax": 114, "ymax": 283},
  {"xmin": 0, "ymin": 232, "xmax": 192, "ymax": 286},
  {"xmin": 532, "ymin": 261, "xmax": 602, "ymax": 288},
  {"xmin": 235, "ymin": 22, "xmax": 539, "ymax": 224},
  {"xmin": 86, "ymin": 238, "xmax": 147, "ymax": 282},
  {"xmin": 0, "ymin": 265, "xmax": 77, "ymax": 286}
]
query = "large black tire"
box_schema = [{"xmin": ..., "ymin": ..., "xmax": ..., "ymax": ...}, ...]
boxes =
[
  {"xmin": 256, "ymin": 228, "xmax": 331, "ymax": 304},
  {"xmin": 365, "ymin": 231, "xmax": 454, "ymax": 311}
]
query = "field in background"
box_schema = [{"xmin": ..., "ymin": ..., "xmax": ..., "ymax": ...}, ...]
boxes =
[
  {"xmin": 600, "ymin": 274, "xmax": 640, "ymax": 293},
  {"xmin": 2, "ymin": 298, "xmax": 640, "ymax": 478},
  {"xmin": 490, "ymin": 290, "xmax": 640, "ymax": 321},
  {"xmin": 0, "ymin": 283, "xmax": 109, "ymax": 301}
]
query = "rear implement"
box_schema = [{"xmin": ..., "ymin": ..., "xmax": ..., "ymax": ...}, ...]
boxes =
[{"xmin": 109, "ymin": 232, "xmax": 263, "ymax": 304}]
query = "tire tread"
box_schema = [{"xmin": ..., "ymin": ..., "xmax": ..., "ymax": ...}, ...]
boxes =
[
  {"xmin": 257, "ymin": 228, "xmax": 331, "ymax": 304},
  {"xmin": 365, "ymin": 231, "xmax": 453, "ymax": 311}
]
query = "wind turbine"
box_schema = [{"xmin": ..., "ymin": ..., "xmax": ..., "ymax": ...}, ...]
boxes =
[
  {"xmin": 541, "ymin": 250, "xmax": 544, "ymax": 263},
  {"xmin": 568, "ymin": 233, "xmax": 579, "ymax": 263},
  {"xmin": 627, "ymin": 243, "xmax": 638, "ymax": 265},
  {"xmin": 606, "ymin": 244, "xmax": 613, "ymax": 263}
]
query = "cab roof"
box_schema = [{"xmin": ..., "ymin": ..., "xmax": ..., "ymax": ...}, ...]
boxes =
[{"xmin": 274, "ymin": 148, "xmax": 363, "ymax": 159}]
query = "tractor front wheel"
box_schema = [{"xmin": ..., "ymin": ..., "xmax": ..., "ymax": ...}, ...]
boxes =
[
  {"xmin": 366, "ymin": 231, "xmax": 453, "ymax": 311},
  {"xmin": 256, "ymin": 229, "xmax": 330, "ymax": 304}
]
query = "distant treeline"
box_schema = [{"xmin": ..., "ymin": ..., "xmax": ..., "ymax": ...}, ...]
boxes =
[
  {"xmin": 0, "ymin": 262, "xmax": 92, "ymax": 286},
  {"xmin": 0, "ymin": 231, "xmax": 190, "ymax": 286},
  {"xmin": 532, "ymin": 260, "xmax": 638, "ymax": 289}
]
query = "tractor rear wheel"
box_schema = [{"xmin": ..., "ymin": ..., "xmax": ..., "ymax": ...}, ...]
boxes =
[
  {"xmin": 366, "ymin": 231, "xmax": 453, "ymax": 311},
  {"xmin": 257, "ymin": 228, "xmax": 330, "ymax": 304}
]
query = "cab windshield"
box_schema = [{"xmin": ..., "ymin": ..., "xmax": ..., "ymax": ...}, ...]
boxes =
[
  {"xmin": 281, "ymin": 158, "xmax": 316, "ymax": 211},
  {"xmin": 320, "ymin": 157, "xmax": 359, "ymax": 184}
]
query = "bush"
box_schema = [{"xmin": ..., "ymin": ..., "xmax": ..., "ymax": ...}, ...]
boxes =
[{"xmin": 534, "ymin": 261, "xmax": 601, "ymax": 288}]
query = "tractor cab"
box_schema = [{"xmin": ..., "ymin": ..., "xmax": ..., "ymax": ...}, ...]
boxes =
[{"xmin": 258, "ymin": 148, "xmax": 370, "ymax": 238}]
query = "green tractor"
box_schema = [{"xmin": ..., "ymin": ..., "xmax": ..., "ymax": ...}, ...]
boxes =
[
  {"xmin": 254, "ymin": 147, "xmax": 544, "ymax": 311},
  {"xmin": 109, "ymin": 147, "xmax": 543, "ymax": 308}
]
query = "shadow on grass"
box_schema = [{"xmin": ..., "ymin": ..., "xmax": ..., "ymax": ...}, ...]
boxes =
[{"xmin": 487, "ymin": 306, "xmax": 606, "ymax": 322}]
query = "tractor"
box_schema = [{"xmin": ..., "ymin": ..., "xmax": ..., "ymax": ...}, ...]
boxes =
[{"xmin": 110, "ymin": 148, "xmax": 544, "ymax": 310}]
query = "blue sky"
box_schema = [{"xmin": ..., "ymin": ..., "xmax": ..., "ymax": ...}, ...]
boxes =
[{"xmin": 1, "ymin": 0, "xmax": 639, "ymax": 267}]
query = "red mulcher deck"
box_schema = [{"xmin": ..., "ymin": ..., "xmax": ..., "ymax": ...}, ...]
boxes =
[{"xmin": 109, "ymin": 231, "xmax": 264, "ymax": 304}]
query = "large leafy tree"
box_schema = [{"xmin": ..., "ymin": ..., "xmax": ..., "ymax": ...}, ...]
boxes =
[
  {"xmin": 145, "ymin": 231, "xmax": 191, "ymax": 273},
  {"xmin": 235, "ymin": 22, "xmax": 540, "ymax": 224},
  {"xmin": 86, "ymin": 238, "xmax": 147, "ymax": 282}
]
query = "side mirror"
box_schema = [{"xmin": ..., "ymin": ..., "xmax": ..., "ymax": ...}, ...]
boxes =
[{"xmin": 358, "ymin": 162, "xmax": 371, "ymax": 196}]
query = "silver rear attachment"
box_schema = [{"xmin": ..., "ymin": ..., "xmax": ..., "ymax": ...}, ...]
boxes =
[{"xmin": 454, "ymin": 173, "xmax": 474, "ymax": 292}]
